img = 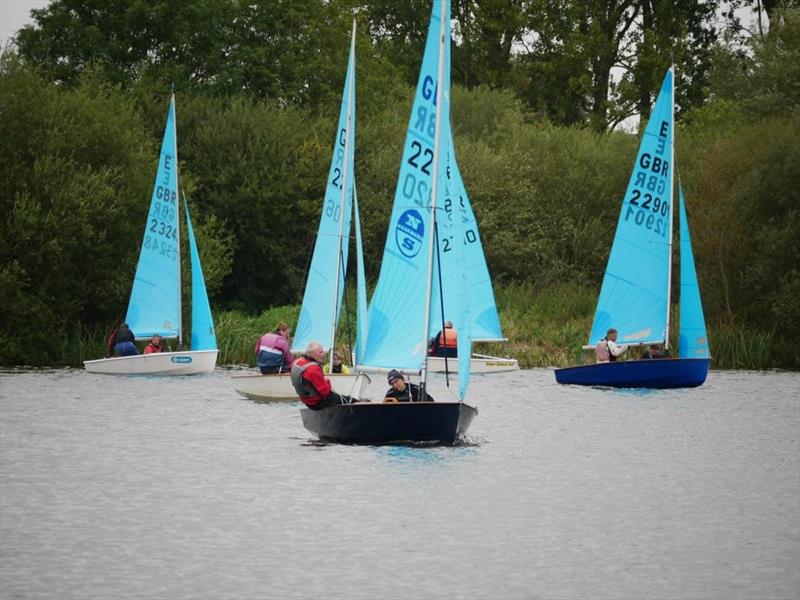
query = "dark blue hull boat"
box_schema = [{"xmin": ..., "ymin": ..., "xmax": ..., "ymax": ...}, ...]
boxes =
[
  {"xmin": 554, "ymin": 358, "xmax": 710, "ymax": 389},
  {"xmin": 300, "ymin": 402, "xmax": 477, "ymax": 445}
]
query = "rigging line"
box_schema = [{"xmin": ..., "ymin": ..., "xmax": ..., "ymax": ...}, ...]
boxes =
[
  {"xmin": 339, "ymin": 248, "xmax": 355, "ymax": 369},
  {"xmin": 433, "ymin": 220, "xmax": 451, "ymax": 388}
]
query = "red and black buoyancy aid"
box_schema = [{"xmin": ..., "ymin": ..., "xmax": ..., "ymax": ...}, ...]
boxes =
[{"xmin": 290, "ymin": 356, "xmax": 324, "ymax": 404}]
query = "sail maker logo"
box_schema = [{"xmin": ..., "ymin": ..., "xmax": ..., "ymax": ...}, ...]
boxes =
[{"xmin": 395, "ymin": 209, "xmax": 425, "ymax": 259}]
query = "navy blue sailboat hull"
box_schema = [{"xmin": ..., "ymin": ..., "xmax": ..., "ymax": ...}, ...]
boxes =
[
  {"xmin": 300, "ymin": 402, "xmax": 477, "ymax": 445},
  {"xmin": 554, "ymin": 358, "xmax": 710, "ymax": 388}
]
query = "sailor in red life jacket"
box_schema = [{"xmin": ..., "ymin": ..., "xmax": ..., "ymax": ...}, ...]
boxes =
[
  {"xmin": 291, "ymin": 341, "xmax": 359, "ymax": 409},
  {"xmin": 595, "ymin": 328, "xmax": 628, "ymax": 363},
  {"xmin": 429, "ymin": 320, "xmax": 458, "ymax": 358},
  {"xmin": 144, "ymin": 334, "xmax": 163, "ymax": 354}
]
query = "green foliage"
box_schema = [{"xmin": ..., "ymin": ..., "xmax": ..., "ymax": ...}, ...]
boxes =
[
  {"xmin": 681, "ymin": 115, "xmax": 800, "ymax": 368},
  {"xmin": 13, "ymin": 0, "xmax": 405, "ymax": 114},
  {"xmin": 490, "ymin": 282, "xmax": 595, "ymax": 367},
  {"xmin": 2, "ymin": 5, "xmax": 800, "ymax": 370},
  {"xmin": 215, "ymin": 305, "xmax": 299, "ymax": 366},
  {"xmin": 0, "ymin": 57, "xmax": 152, "ymax": 363},
  {"xmin": 178, "ymin": 94, "xmax": 322, "ymax": 310},
  {"xmin": 456, "ymin": 116, "xmax": 635, "ymax": 285},
  {"xmin": 709, "ymin": 325, "xmax": 777, "ymax": 370},
  {"xmin": 0, "ymin": 56, "xmax": 234, "ymax": 365}
]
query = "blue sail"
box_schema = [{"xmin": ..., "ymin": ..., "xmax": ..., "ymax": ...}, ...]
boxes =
[
  {"xmin": 362, "ymin": 0, "xmax": 452, "ymax": 371},
  {"xmin": 292, "ymin": 27, "xmax": 356, "ymax": 353},
  {"xmin": 443, "ymin": 147, "xmax": 473, "ymax": 399},
  {"xmin": 430, "ymin": 131, "xmax": 503, "ymax": 341},
  {"xmin": 588, "ymin": 68, "xmax": 674, "ymax": 347},
  {"xmin": 353, "ymin": 185, "xmax": 369, "ymax": 366},
  {"xmin": 126, "ymin": 96, "xmax": 181, "ymax": 340},
  {"xmin": 678, "ymin": 183, "xmax": 710, "ymax": 358},
  {"xmin": 184, "ymin": 199, "xmax": 217, "ymax": 351}
]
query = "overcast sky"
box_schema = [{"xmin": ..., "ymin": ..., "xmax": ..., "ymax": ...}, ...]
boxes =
[{"xmin": 0, "ymin": 0, "xmax": 50, "ymax": 51}]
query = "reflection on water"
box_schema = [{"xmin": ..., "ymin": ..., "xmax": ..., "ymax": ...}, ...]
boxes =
[{"xmin": 0, "ymin": 367, "xmax": 798, "ymax": 600}]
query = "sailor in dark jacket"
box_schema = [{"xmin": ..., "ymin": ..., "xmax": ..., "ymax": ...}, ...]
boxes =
[
  {"xmin": 108, "ymin": 323, "xmax": 138, "ymax": 357},
  {"xmin": 383, "ymin": 369, "xmax": 434, "ymax": 403}
]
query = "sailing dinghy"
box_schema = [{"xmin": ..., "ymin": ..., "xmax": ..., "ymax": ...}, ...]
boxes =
[
  {"xmin": 301, "ymin": 0, "xmax": 477, "ymax": 444},
  {"xmin": 231, "ymin": 22, "xmax": 368, "ymax": 402},
  {"xmin": 84, "ymin": 95, "xmax": 218, "ymax": 375},
  {"xmin": 554, "ymin": 68, "xmax": 710, "ymax": 388}
]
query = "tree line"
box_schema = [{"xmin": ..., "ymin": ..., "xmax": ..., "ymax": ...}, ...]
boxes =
[{"xmin": 1, "ymin": 0, "xmax": 798, "ymax": 367}]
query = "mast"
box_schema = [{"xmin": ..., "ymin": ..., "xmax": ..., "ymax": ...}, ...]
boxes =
[
  {"xmin": 172, "ymin": 90, "xmax": 183, "ymax": 348},
  {"xmin": 420, "ymin": 0, "xmax": 447, "ymax": 390},
  {"xmin": 327, "ymin": 20, "xmax": 356, "ymax": 373},
  {"xmin": 664, "ymin": 65, "xmax": 675, "ymax": 350}
]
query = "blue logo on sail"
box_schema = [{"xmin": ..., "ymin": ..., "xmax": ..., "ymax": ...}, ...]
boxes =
[{"xmin": 395, "ymin": 209, "xmax": 425, "ymax": 258}]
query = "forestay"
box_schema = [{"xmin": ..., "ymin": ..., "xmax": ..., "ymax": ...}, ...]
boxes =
[{"xmin": 588, "ymin": 69, "xmax": 674, "ymax": 347}]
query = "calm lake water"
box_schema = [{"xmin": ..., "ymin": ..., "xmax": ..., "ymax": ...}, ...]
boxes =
[{"xmin": 1, "ymin": 367, "xmax": 798, "ymax": 600}]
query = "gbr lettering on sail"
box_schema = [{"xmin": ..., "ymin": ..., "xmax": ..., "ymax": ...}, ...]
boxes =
[
  {"xmin": 624, "ymin": 120, "xmax": 671, "ymax": 238},
  {"xmin": 145, "ymin": 154, "xmax": 178, "ymax": 260}
]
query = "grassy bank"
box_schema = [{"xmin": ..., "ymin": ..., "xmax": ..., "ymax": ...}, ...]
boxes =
[{"xmin": 58, "ymin": 282, "xmax": 784, "ymax": 371}]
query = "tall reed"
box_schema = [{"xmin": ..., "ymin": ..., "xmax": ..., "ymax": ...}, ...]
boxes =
[
  {"xmin": 56, "ymin": 285, "xmax": 781, "ymax": 371},
  {"xmin": 708, "ymin": 325, "xmax": 776, "ymax": 369},
  {"xmin": 215, "ymin": 305, "xmax": 300, "ymax": 366},
  {"xmin": 489, "ymin": 282, "xmax": 596, "ymax": 368}
]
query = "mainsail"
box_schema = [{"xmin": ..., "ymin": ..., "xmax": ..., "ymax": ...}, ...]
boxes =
[
  {"xmin": 126, "ymin": 95, "xmax": 181, "ymax": 340},
  {"xmin": 363, "ymin": 0, "xmax": 472, "ymax": 398},
  {"xmin": 678, "ymin": 182, "xmax": 710, "ymax": 358},
  {"xmin": 588, "ymin": 68, "xmax": 674, "ymax": 347},
  {"xmin": 292, "ymin": 24, "xmax": 356, "ymax": 355}
]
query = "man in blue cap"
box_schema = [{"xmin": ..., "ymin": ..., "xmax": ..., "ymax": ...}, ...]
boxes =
[{"xmin": 383, "ymin": 370, "xmax": 434, "ymax": 403}]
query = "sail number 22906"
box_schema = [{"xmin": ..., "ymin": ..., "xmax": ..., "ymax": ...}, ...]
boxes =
[{"xmin": 624, "ymin": 120, "xmax": 671, "ymax": 238}]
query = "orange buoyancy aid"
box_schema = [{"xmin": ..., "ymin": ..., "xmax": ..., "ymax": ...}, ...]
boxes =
[{"xmin": 437, "ymin": 327, "xmax": 458, "ymax": 349}]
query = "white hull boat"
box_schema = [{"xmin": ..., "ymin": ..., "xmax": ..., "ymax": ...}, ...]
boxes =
[
  {"xmin": 84, "ymin": 350, "xmax": 218, "ymax": 375},
  {"xmin": 84, "ymin": 94, "xmax": 219, "ymax": 376},
  {"xmin": 232, "ymin": 371, "xmax": 369, "ymax": 402},
  {"xmin": 427, "ymin": 354, "xmax": 519, "ymax": 373}
]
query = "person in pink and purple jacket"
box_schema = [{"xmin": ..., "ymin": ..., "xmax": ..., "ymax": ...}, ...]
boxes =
[{"xmin": 255, "ymin": 323, "xmax": 292, "ymax": 374}]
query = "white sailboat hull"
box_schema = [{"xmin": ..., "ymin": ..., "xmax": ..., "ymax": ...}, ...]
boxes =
[
  {"xmin": 231, "ymin": 372, "xmax": 369, "ymax": 402},
  {"xmin": 83, "ymin": 350, "xmax": 218, "ymax": 375},
  {"xmin": 427, "ymin": 354, "xmax": 519, "ymax": 373}
]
